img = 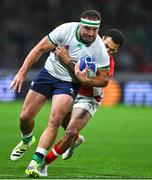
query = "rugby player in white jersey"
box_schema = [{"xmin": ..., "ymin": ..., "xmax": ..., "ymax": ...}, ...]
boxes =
[
  {"xmin": 38, "ymin": 29, "xmax": 125, "ymax": 177},
  {"xmin": 10, "ymin": 9, "xmax": 110, "ymax": 177}
]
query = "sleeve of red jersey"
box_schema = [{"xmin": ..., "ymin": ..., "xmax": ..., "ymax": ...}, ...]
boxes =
[{"xmin": 109, "ymin": 56, "xmax": 115, "ymax": 78}]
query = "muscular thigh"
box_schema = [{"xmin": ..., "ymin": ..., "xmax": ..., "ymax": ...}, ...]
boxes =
[
  {"xmin": 51, "ymin": 94, "xmax": 73, "ymax": 115},
  {"xmin": 49, "ymin": 94, "xmax": 73, "ymax": 124},
  {"xmin": 21, "ymin": 89, "xmax": 47, "ymax": 118}
]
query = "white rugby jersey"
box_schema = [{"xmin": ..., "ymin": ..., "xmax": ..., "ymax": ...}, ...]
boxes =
[{"xmin": 45, "ymin": 22, "xmax": 109, "ymax": 82}]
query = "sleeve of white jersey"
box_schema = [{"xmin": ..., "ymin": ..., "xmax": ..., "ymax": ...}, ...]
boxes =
[{"xmin": 48, "ymin": 23, "xmax": 68, "ymax": 46}]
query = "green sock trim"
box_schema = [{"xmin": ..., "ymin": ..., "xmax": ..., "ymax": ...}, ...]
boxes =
[
  {"xmin": 22, "ymin": 135, "xmax": 32, "ymax": 144},
  {"xmin": 32, "ymin": 154, "xmax": 43, "ymax": 164}
]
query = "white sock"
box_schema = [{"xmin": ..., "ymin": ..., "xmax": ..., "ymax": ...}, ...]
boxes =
[
  {"xmin": 21, "ymin": 132, "xmax": 33, "ymax": 139},
  {"xmin": 36, "ymin": 147, "xmax": 48, "ymax": 156}
]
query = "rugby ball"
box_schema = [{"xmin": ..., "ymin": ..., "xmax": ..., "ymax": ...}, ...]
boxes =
[{"xmin": 79, "ymin": 55, "xmax": 97, "ymax": 78}]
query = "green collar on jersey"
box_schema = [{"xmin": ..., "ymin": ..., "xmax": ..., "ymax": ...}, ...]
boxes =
[{"xmin": 75, "ymin": 25, "xmax": 82, "ymax": 43}]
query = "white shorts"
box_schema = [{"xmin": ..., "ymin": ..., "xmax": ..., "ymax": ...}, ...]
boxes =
[{"xmin": 73, "ymin": 94, "xmax": 103, "ymax": 116}]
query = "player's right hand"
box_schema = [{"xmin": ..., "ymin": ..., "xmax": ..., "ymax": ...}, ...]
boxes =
[
  {"xmin": 75, "ymin": 61, "xmax": 88, "ymax": 83},
  {"xmin": 10, "ymin": 73, "xmax": 25, "ymax": 93}
]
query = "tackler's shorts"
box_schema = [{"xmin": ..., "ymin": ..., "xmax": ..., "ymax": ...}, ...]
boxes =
[{"xmin": 73, "ymin": 94, "xmax": 103, "ymax": 116}]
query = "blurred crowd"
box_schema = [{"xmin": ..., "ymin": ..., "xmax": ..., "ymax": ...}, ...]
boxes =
[{"xmin": 0, "ymin": 0, "xmax": 151, "ymax": 73}]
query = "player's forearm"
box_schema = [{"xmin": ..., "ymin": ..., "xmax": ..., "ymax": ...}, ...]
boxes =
[
  {"xmin": 65, "ymin": 58, "xmax": 75, "ymax": 73},
  {"xmin": 19, "ymin": 47, "xmax": 44, "ymax": 76},
  {"xmin": 79, "ymin": 75, "xmax": 109, "ymax": 87},
  {"xmin": 19, "ymin": 36, "xmax": 54, "ymax": 76}
]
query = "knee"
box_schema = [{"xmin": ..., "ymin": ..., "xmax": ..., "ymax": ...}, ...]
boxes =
[{"xmin": 20, "ymin": 111, "xmax": 31, "ymax": 124}]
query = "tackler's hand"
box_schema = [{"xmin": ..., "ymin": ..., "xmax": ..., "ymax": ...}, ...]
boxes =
[{"xmin": 55, "ymin": 46, "xmax": 71, "ymax": 65}]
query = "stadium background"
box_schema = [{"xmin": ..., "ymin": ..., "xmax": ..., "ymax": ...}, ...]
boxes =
[
  {"xmin": 0, "ymin": 0, "xmax": 152, "ymax": 105},
  {"xmin": 0, "ymin": 0, "xmax": 152, "ymax": 179}
]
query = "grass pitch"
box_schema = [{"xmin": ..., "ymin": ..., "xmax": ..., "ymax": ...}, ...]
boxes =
[{"xmin": 0, "ymin": 101, "xmax": 152, "ymax": 179}]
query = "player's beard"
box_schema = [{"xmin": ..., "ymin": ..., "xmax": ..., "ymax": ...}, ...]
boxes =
[{"xmin": 80, "ymin": 34, "xmax": 96, "ymax": 45}]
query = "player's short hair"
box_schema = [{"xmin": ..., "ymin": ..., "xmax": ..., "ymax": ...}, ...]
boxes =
[
  {"xmin": 81, "ymin": 9, "xmax": 101, "ymax": 21},
  {"xmin": 104, "ymin": 29, "xmax": 125, "ymax": 47}
]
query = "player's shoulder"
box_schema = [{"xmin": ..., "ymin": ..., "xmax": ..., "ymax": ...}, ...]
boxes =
[
  {"xmin": 95, "ymin": 35, "xmax": 109, "ymax": 56},
  {"xmin": 55, "ymin": 22, "xmax": 79, "ymax": 35},
  {"xmin": 110, "ymin": 55, "xmax": 115, "ymax": 61},
  {"xmin": 59, "ymin": 22, "xmax": 79, "ymax": 29},
  {"xmin": 110, "ymin": 55, "xmax": 115, "ymax": 67},
  {"xmin": 95, "ymin": 35, "xmax": 105, "ymax": 48}
]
